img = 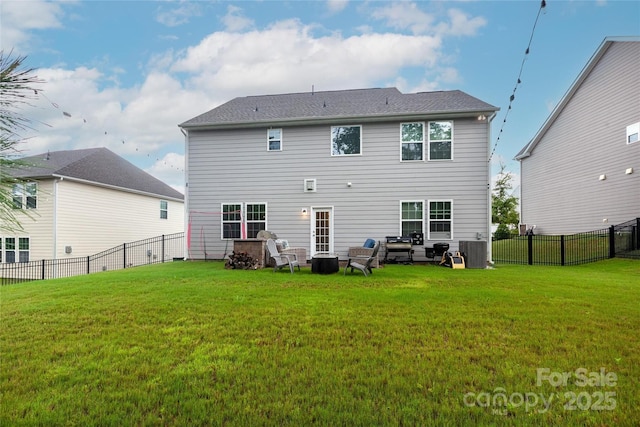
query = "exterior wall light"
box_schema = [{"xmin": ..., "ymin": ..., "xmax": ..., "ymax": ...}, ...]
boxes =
[{"xmin": 301, "ymin": 208, "xmax": 308, "ymax": 215}]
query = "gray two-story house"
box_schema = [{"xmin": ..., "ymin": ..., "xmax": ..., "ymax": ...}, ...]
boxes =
[
  {"xmin": 180, "ymin": 87, "xmax": 498, "ymax": 264},
  {"xmin": 516, "ymin": 37, "xmax": 639, "ymax": 234}
]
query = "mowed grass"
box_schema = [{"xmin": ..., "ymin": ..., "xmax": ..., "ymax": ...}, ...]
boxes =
[{"xmin": 1, "ymin": 259, "xmax": 639, "ymax": 426}]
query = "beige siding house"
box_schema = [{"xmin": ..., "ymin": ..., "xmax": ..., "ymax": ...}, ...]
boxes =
[
  {"xmin": 516, "ymin": 37, "xmax": 640, "ymax": 234},
  {"xmin": 180, "ymin": 87, "xmax": 498, "ymax": 264},
  {"xmin": 1, "ymin": 148, "xmax": 184, "ymax": 262}
]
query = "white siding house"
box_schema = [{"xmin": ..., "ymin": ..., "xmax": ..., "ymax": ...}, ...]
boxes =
[
  {"xmin": 516, "ymin": 37, "xmax": 640, "ymax": 234},
  {"xmin": 1, "ymin": 148, "xmax": 184, "ymax": 262},
  {"xmin": 180, "ymin": 87, "xmax": 498, "ymax": 264}
]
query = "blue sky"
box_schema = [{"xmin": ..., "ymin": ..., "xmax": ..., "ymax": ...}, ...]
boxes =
[{"xmin": 2, "ymin": 0, "xmax": 639, "ymax": 192}]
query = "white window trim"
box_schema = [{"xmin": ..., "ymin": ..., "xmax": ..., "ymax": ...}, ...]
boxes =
[
  {"xmin": 427, "ymin": 120, "xmax": 454, "ymax": 161},
  {"xmin": 331, "ymin": 125, "xmax": 363, "ymax": 156},
  {"xmin": 267, "ymin": 128, "xmax": 283, "ymax": 151},
  {"xmin": 400, "ymin": 122, "xmax": 425, "ymax": 162},
  {"xmin": 160, "ymin": 200, "xmax": 168, "ymax": 219},
  {"xmin": 221, "ymin": 202, "xmax": 243, "ymax": 240},
  {"xmin": 245, "ymin": 202, "xmax": 268, "ymax": 238},
  {"xmin": 1, "ymin": 236, "xmax": 30, "ymax": 263},
  {"xmin": 12, "ymin": 182, "xmax": 37, "ymax": 210},
  {"xmin": 399, "ymin": 200, "xmax": 425, "ymax": 236},
  {"xmin": 427, "ymin": 199, "xmax": 453, "ymax": 241}
]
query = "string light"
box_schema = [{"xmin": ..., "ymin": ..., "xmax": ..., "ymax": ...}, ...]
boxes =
[
  {"xmin": 488, "ymin": 0, "xmax": 547, "ymax": 163},
  {"xmin": 33, "ymin": 89, "xmax": 185, "ymax": 172}
]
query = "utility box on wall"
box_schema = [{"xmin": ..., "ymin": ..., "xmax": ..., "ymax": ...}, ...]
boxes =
[{"xmin": 459, "ymin": 241, "xmax": 487, "ymax": 269}]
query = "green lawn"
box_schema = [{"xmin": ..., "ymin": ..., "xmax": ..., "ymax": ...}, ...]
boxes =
[{"xmin": 1, "ymin": 260, "xmax": 639, "ymax": 426}]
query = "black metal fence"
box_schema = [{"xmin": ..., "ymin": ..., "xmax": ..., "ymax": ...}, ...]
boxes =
[
  {"xmin": 492, "ymin": 218, "xmax": 639, "ymax": 266},
  {"xmin": 1, "ymin": 233, "xmax": 184, "ymax": 285}
]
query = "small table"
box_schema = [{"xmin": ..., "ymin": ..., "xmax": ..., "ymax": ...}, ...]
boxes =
[{"xmin": 311, "ymin": 253, "xmax": 339, "ymax": 274}]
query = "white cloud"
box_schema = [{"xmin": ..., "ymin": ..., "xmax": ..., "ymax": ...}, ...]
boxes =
[
  {"xmin": 171, "ymin": 19, "xmax": 442, "ymax": 101},
  {"xmin": 155, "ymin": 2, "xmax": 201, "ymax": 27},
  {"xmin": 221, "ymin": 5, "xmax": 254, "ymax": 32},
  {"xmin": 327, "ymin": 0, "xmax": 349, "ymax": 14},
  {"xmin": 0, "ymin": 0, "xmax": 67, "ymax": 51},
  {"xmin": 146, "ymin": 152, "xmax": 186, "ymax": 195},
  {"xmin": 370, "ymin": 2, "xmax": 486, "ymax": 37}
]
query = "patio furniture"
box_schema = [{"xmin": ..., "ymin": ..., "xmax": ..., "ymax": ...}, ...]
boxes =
[
  {"xmin": 311, "ymin": 253, "xmax": 339, "ymax": 274},
  {"xmin": 348, "ymin": 238, "xmax": 379, "ymax": 268},
  {"xmin": 266, "ymin": 239, "xmax": 300, "ymax": 273},
  {"xmin": 344, "ymin": 241, "xmax": 380, "ymax": 276}
]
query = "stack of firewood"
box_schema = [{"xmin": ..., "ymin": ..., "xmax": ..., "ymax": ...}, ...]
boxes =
[{"xmin": 225, "ymin": 251, "xmax": 259, "ymax": 270}]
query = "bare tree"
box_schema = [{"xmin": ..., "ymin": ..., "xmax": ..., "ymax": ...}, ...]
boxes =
[{"xmin": 1, "ymin": 51, "xmax": 42, "ymax": 232}]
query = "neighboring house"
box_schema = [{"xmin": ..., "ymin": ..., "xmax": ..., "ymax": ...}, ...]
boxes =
[
  {"xmin": 180, "ymin": 87, "xmax": 498, "ymax": 263},
  {"xmin": 1, "ymin": 147, "xmax": 184, "ymax": 262},
  {"xmin": 515, "ymin": 37, "xmax": 640, "ymax": 234}
]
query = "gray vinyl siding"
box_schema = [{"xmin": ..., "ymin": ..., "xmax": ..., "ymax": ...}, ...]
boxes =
[
  {"xmin": 186, "ymin": 116, "xmax": 490, "ymax": 260},
  {"xmin": 520, "ymin": 41, "xmax": 640, "ymax": 234}
]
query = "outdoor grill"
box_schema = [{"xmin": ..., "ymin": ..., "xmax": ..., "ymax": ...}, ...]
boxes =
[
  {"xmin": 425, "ymin": 242, "xmax": 450, "ymax": 260},
  {"xmin": 384, "ymin": 236, "xmax": 414, "ymax": 262}
]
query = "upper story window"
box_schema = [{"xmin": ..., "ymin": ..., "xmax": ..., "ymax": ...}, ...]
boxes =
[
  {"xmin": 160, "ymin": 200, "xmax": 168, "ymax": 219},
  {"xmin": 401, "ymin": 122, "xmax": 424, "ymax": 161},
  {"xmin": 12, "ymin": 182, "xmax": 37, "ymax": 209},
  {"xmin": 268, "ymin": 128, "xmax": 282, "ymax": 151},
  {"xmin": 331, "ymin": 125, "xmax": 361, "ymax": 156},
  {"xmin": 428, "ymin": 121, "xmax": 453, "ymax": 160},
  {"xmin": 627, "ymin": 122, "xmax": 639, "ymax": 144},
  {"xmin": 401, "ymin": 201, "xmax": 424, "ymax": 236}
]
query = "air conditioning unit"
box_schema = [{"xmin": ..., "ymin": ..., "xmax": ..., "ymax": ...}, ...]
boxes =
[{"xmin": 304, "ymin": 178, "xmax": 316, "ymax": 192}]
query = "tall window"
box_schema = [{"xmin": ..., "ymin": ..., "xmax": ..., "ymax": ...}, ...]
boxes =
[
  {"xmin": 12, "ymin": 182, "xmax": 37, "ymax": 209},
  {"xmin": 268, "ymin": 129, "xmax": 282, "ymax": 151},
  {"xmin": 246, "ymin": 203, "xmax": 266, "ymax": 238},
  {"xmin": 401, "ymin": 122, "xmax": 424, "ymax": 161},
  {"xmin": 428, "ymin": 121, "xmax": 453, "ymax": 160},
  {"xmin": 401, "ymin": 201, "xmax": 423, "ymax": 236},
  {"xmin": 429, "ymin": 201, "xmax": 452, "ymax": 240},
  {"xmin": 331, "ymin": 125, "xmax": 361, "ymax": 156},
  {"xmin": 4, "ymin": 238, "xmax": 15, "ymax": 263},
  {"xmin": 222, "ymin": 204, "xmax": 242, "ymax": 239},
  {"xmin": 160, "ymin": 200, "xmax": 168, "ymax": 219},
  {"xmin": 18, "ymin": 238, "xmax": 30, "ymax": 262}
]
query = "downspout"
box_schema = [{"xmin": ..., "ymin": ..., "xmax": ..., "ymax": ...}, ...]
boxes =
[
  {"xmin": 486, "ymin": 112, "xmax": 497, "ymax": 265},
  {"xmin": 181, "ymin": 127, "xmax": 189, "ymax": 260}
]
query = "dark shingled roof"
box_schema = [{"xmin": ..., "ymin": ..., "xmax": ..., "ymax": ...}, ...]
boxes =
[
  {"xmin": 180, "ymin": 87, "xmax": 498, "ymax": 129},
  {"xmin": 10, "ymin": 147, "xmax": 183, "ymax": 200}
]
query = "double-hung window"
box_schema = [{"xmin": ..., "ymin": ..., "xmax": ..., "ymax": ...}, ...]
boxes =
[
  {"xmin": 331, "ymin": 125, "xmax": 361, "ymax": 156},
  {"xmin": 12, "ymin": 182, "xmax": 37, "ymax": 209},
  {"xmin": 222, "ymin": 204, "xmax": 242, "ymax": 239},
  {"xmin": 401, "ymin": 122, "xmax": 424, "ymax": 161},
  {"xmin": 428, "ymin": 200, "xmax": 452, "ymax": 240},
  {"xmin": 246, "ymin": 203, "xmax": 266, "ymax": 238},
  {"xmin": 428, "ymin": 121, "xmax": 453, "ymax": 160},
  {"xmin": 268, "ymin": 129, "xmax": 282, "ymax": 151},
  {"xmin": 221, "ymin": 203, "xmax": 268, "ymax": 239},
  {"xmin": 401, "ymin": 201, "xmax": 424, "ymax": 236},
  {"xmin": 160, "ymin": 200, "xmax": 168, "ymax": 219}
]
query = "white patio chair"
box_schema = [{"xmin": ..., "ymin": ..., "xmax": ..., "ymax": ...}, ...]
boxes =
[{"xmin": 266, "ymin": 239, "xmax": 300, "ymax": 273}]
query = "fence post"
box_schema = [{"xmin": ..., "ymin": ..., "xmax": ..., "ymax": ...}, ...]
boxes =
[
  {"xmin": 41, "ymin": 259, "xmax": 45, "ymax": 280},
  {"xmin": 162, "ymin": 234, "xmax": 165, "ymax": 263},
  {"xmin": 87, "ymin": 256, "xmax": 90, "ymax": 275},
  {"xmin": 635, "ymin": 218, "xmax": 640, "ymax": 251},
  {"xmin": 560, "ymin": 235, "xmax": 565, "ymax": 266},
  {"xmin": 123, "ymin": 243, "xmax": 127, "ymax": 269},
  {"xmin": 527, "ymin": 234, "xmax": 533, "ymax": 265},
  {"xmin": 609, "ymin": 225, "xmax": 615, "ymax": 258}
]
